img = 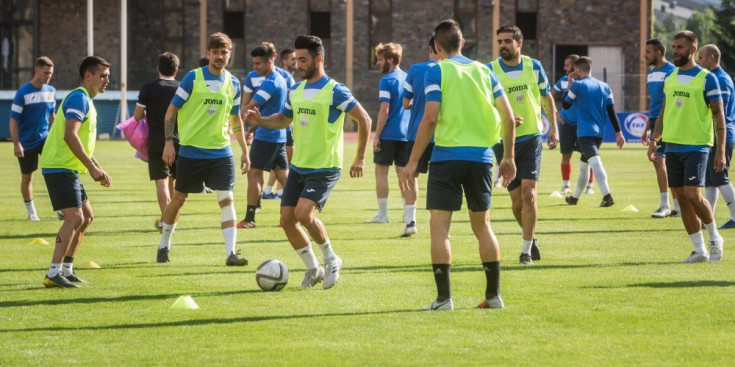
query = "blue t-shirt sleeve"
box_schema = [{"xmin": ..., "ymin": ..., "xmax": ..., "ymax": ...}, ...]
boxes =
[
  {"xmin": 243, "ymin": 74, "xmax": 255, "ymax": 94},
  {"xmin": 489, "ymin": 70, "xmax": 505, "ymax": 99},
  {"xmin": 171, "ymin": 70, "xmax": 196, "ymax": 108},
  {"xmin": 253, "ymin": 79, "xmax": 275, "ymax": 106},
  {"xmin": 605, "ymin": 85, "xmax": 615, "ymax": 106},
  {"xmin": 552, "ymin": 78, "xmax": 564, "ymax": 93},
  {"xmin": 379, "ymin": 78, "xmax": 391, "ymax": 103},
  {"xmin": 62, "ymin": 92, "xmax": 90, "ymax": 122},
  {"xmin": 403, "ymin": 68, "xmax": 414, "ymax": 100},
  {"xmin": 10, "ymin": 89, "xmax": 24, "ymax": 119},
  {"xmin": 704, "ymin": 73, "xmax": 722, "ymax": 103},
  {"xmin": 532, "ymin": 59, "xmax": 550, "ymax": 96},
  {"xmin": 230, "ymin": 76, "xmax": 242, "ymax": 116},
  {"xmin": 333, "ymin": 83, "xmax": 357, "ymax": 112},
  {"xmin": 425, "ymin": 64, "xmax": 442, "ymax": 102},
  {"xmin": 281, "ymin": 83, "xmax": 298, "ymax": 119},
  {"xmin": 565, "ymin": 81, "xmax": 579, "ymax": 105}
]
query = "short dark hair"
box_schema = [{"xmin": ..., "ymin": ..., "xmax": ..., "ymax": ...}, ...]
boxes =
[
  {"xmin": 673, "ymin": 30, "xmax": 698, "ymax": 46},
  {"xmin": 574, "ymin": 56, "xmax": 592, "ymax": 72},
  {"xmin": 280, "ymin": 48, "xmax": 295, "ymax": 60},
  {"xmin": 199, "ymin": 57, "xmax": 209, "ymax": 67},
  {"xmin": 158, "ymin": 52, "xmax": 179, "ymax": 77},
  {"xmin": 35, "ymin": 56, "xmax": 54, "ymax": 68},
  {"xmin": 496, "ymin": 25, "xmax": 523, "ymax": 41},
  {"xmin": 565, "ymin": 54, "xmax": 580, "ymax": 63},
  {"xmin": 251, "ymin": 44, "xmax": 276, "ymax": 60},
  {"xmin": 294, "ymin": 35, "xmax": 325, "ymax": 58},
  {"xmin": 434, "ymin": 19, "xmax": 462, "ymax": 53},
  {"xmin": 208, "ymin": 32, "xmax": 232, "ymax": 50},
  {"xmin": 646, "ymin": 39, "xmax": 666, "ymax": 55},
  {"xmin": 79, "ymin": 56, "xmax": 110, "ymax": 79},
  {"xmin": 428, "ymin": 36, "xmax": 437, "ymax": 54}
]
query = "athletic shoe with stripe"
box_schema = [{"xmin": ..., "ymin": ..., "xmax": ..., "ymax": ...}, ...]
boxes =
[
  {"xmin": 683, "ymin": 251, "xmax": 709, "ymax": 263},
  {"xmin": 323, "ymin": 255, "xmax": 342, "ymax": 289},
  {"xmin": 651, "ymin": 207, "xmax": 671, "ymax": 218},
  {"xmin": 236, "ymin": 220, "xmax": 256, "ymax": 229},
  {"xmin": 28, "ymin": 213, "xmax": 40, "ymax": 221},
  {"xmin": 298, "ymin": 266, "xmax": 324, "ymax": 289},
  {"xmin": 423, "ymin": 298, "xmax": 454, "ymax": 310},
  {"xmin": 365, "ymin": 214, "xmax": 389, "ymax": 223},
  {"xmin": 401, "ymin": 221, "xmax": 417, "ymax": 237},
  {"xmin": 718, "ymin": 219, "xmax": 735, "ymax": 229},
  {"xmin": 226, "ymin": 250, "xmax": 248, "ymax": 266},
  {"xmin": 477, "ymin": 295, "xmax": 504, "ymax": 309},
  {"xmin": 709, "ymin": 239, "xmax": 724, "ymax": 263},
  {"xmin": 519, "ymin": 253, "xmax": 533, "ymax": 265},
  {"xmin": 43, "ymin": 274, "xmax": 79, "ymax": 288},
  {"xmin": 64, "ymin": 272, "xmax": 89, "ymax": 283}
]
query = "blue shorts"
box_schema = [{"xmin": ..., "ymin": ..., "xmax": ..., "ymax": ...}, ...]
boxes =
[
  {"xmin": 705, "ymin": 142, "xmax": 734, "ymax": 187},
  {"xmin": 406, "ymin": 141, "xmax": 434, "ymax": 174},
  {"xmin": 374, "ymin": 139, "xmax": 408, "ymax": 166},
  {"xmin": 43, "ymin": 171, "xmax": 87, "ymax": 211},
  {"xmin": 426, "ymin": 160, "xmax": 493, "ymax": 212},
  {"xmin": 286, "ymin": 129, "xmax": 294, "ymax": 147},
  {"xmin": 578, "ymin": 136, "xmax": 603, "ymax": 162},
  {"xmin": 508, "ymin": 135, "xmax": 542, "ymax": 191},
  {"xmin": 175, "ymin": 155, "xmax": 235, "ymax": 193},
  {"xmin": 281, "ymin": 169, "xmax": 340, "ymax": 211},
  {"xmin": 666, "ymin": 151, "xmax": 708, "ymax": 187},
  {"xmin": 649, "ymin": 117, "xmax": 666, "ymax": 157},
  {"xmin": 250, "ymin": 139, "xmax": 288, "ymax": 171},
  {"xmin": 18, "ymin": 140, "xmax": 45, "ymax": 174},
  {"xmin": 559, "ymin": 122, "xmax": 579, "ymax": 154}
]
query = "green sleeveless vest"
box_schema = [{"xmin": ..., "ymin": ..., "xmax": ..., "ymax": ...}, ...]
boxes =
[
  {"xmin": 40, "ymin": 87, "xmax": 96, "ymax": 173},
  {"xmin": 178, "ymin": 68, "xmax": 234, "ymax": 149},
  {"xmin": 290, "ymin": 79, "xmax": 345, "ymax": 169},
  {"xmin": 490, "ymin": 56, "xmax": 542, "ymax": 137},
  {"xmin": 662, "ymin": 68, "xmax": 713, "ymax": 146}
]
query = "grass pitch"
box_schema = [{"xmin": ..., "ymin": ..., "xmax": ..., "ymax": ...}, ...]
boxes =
[{"xmin": 0, "ymin": 140, "xmax": 733, "ymax": 365}]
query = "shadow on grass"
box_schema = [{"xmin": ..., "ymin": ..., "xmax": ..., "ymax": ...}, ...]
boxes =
[{"xmin": 586, "ymin": 280, "xmax": 735, "ymax": 289}]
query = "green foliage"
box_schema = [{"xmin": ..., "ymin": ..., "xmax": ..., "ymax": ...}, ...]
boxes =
[
  {"xmin": 686, "ymin": 7, "xmax": 717, "ymax": 47},
  {"xmin": 653, "ymin": 13, "xmax": 679, "ymax": 61},
  {"xmin": 713, "ymin": 0, "xmax": 735, "ymax": 71}
]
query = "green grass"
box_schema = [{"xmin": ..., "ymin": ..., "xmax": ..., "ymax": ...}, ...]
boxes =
[{"xmin": 1, "ymin": 140, "xmax": 734, "ymax": 365}]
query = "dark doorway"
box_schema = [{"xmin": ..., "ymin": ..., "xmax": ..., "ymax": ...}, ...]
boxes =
[{"xmin": 553, "ymin": 45, "xmax": 588, "ymax": 83}]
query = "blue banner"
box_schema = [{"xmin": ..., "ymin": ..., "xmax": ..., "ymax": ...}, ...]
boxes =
[{"xmin": 540, "ymin": 112, "xmax": 648, "ymax": 143}]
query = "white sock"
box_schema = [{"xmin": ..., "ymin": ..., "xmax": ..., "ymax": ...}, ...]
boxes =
[
  {"xmin": 223, "ymin": 227, "xmax": 237, "ymax": 256},
  {"xmin": 521, "ymin": 239, "xmax": 533, "ymax": 255},
  {"xmin": 48, "ymin": 263, "xmax": 61, "ymax": 277},
  {"xmin": 703, "ymin": 221, "xmax": 722, "ymax": 242},
  {"xmin": 573, "ymin": 162, "xmax": 590, "ymax": 198},
  {"xmin": 24, "ymin": 200, "xmax": 36, "ymax": 215},
  {"xmin": 276, "ymin": 189, "xmax": 283, "ymax": 196},
  {"xmin": 588, "ymin": 156, "xmax": 610, "ymax": 196},
  {"xmin": 378, "ymin": 198, "xmax": 388, "ymax": 217},
  {"xmin": 404, "ymin": 204, "xmax": 417, "ymax": 224},
  {"xmin": 62, "ymin": 262, "xmax": 74, "ymax": 276},
  {"xmin": 263, "ymin": 185, "xmax": 273, "ymax": 195},
  {"xmin": 717, "ymin": 184, "xmax": 735, "ymax": 220},
  {"xmin": 159, "ymin": 223, "xmax": 177, "ymax": 250},
  {"xmin": 660, "ymin": 192, "xmax": 670, "ymax": 208},
  {"xmin": 318, "ymin": 240, "xmax": 336, "ymax": 262},
  {"xmin": 563, "ymin": 180, "xmax": 570, "ymax": 187},
  {"xmin": 705, "ymin": 186, "xmax": 718, "ymax": 212},
  {"xmin": 402, "ymin": 198, "xmax": 406, "ymax": 206},
  {"xmin": 673, "ymin": 198, "xmax": 680, "ymax": 212},
  {"xmin": 690, "ymin": 232, "xmax": 707, "ymax": 255},
  {"xmin": 297, "ymin": 244, "xmax": 320, "ymax": 270}
]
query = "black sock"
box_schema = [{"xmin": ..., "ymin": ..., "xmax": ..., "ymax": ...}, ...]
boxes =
[
  {"xmin": 483, "ymin": 261, "xmax": 500, "ymax": 300},
  {"xmin": 63, "ymin": 256, "xmax": 74, "ymax": 263},
  {"xmin": 245, "ymin": 205, "xmax": 256, "ymax": 222},
  {"xmin": 432, "ymin": 264, "xmax": 451, "ymax": 302}
]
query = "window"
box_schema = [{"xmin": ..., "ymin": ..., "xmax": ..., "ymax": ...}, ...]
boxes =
[
  {"xmin": 223, "ymin": 0, "xmax": 246, "ymax": 72},
  {"xmin": 369, "ymin": 0, "xmax": 392, "ymax": 69},
  {"xmin": 455, "ymin": 0, "xmax": 477, "ymax": 59},
  {"xmin": 516, "ymin": 0, "xmax": 538, "ymax": 58},
  {"xmin": 0, "ymin": 0, "xmax": 37, "ymax": 89},
  {"xmin": 162, "ymin": 0, "xmax": 185, "ymax": 67},
  {"xmin": 310, "ymin": 0, "xmax": 331, "ymax": 67}
]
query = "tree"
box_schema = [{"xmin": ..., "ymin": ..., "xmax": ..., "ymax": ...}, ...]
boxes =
[
  {"xmin": 712, "ymin": 0, "xmax": 735, "ymax": 71},
  {"xmin": 686, "ymin": 8, "xmax": 717, "ymax": 47},
  {"xmin": 653, "ymin": 13, "xmax": 679, "ymax": 61}
]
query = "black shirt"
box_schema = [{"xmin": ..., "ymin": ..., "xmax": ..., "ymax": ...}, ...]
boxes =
[{"xmin": 138, "ymin": 78, "xmax": 179, "ymax": 153}]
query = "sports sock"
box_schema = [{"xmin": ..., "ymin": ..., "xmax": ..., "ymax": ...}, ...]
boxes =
[
  {"xmin": 690, "ymin": 232, "xmax": 707, "ymax": 255},
  {"xmin": 660, "ymin": 192, "xmax": 670, "ymax": 208},
  {"xmin": 296, "ymin": 244, "xmax": 320, "ymax": 270},
  {"xmin": 573, "ymin": 162, "xmax": 590, "ymax": 198},
  {"xmin": 673, "ymin": 198, "xmax": 681, "ymax": 212},
  {"xmin": 483, "ymin": 261, "xmax": 500, "ymax": 300},
  {"xmin": 263, "ymin": 185, "xmax": 273, "ymax": 195},
  {"xmin": 276, "ymin": 189, "xmax": 283, "ymax": 196},
  {"xmin": 521, "ymin": 239, "xmax": 533, "ymax": 255},
  {"xmin": 561, "ymin": 163, "xmax": 571, "ymax": 181},
  {"xmin": 62, "ymin": 256, "xmax": 74, "ymax": 276},
  {"xmin": 717, "ymin": 184, "xmax": 735, "ymax": 220},
  {"xmin": 589, "ymin": 168, "xmax": 595, "ymax": 183},
  {"xmin": 245, "ymin": 205, "xmax": 256, "ymax": 222},
  {"xmin": 705, "ymin": 187, "xmax": 718, "ymax": 212},
  {"xmin": 432, "ymin": 264, "xmax": 451, "ymax": 302},
  {"xmin": 588, "ymin": 156, "xmax": 610, "ymax": 196},
  {"xmin": 24, "ymin": 200, "xmax": 36, "ymax": 215},
  {"xmin": 159, "ymin": 222, "xmax": 177, "ymax": 250},
  {"xmin": 404, "ymin": 204, "xmax": 416, "ymax": 224},
  {"xmin": 563, "ymin": 180, "xmax": 570, "ymax": 187},
  {"xmin": 223, "ymin": 227, "xmax": 236, "ymax": 256},
  {"xmin": 703, "ymin": 221, "xmax": 722, "ymax": 242},
  {"xmin": 48, "ymin": 263, "xmax": 61, "ymax": 277},
  {"xmin": 377, "ymin": 198, "xmax": 388, "ymax": 217},
  {"xmin": 317, "ymin": 239, "xmax": 336, "ymax": 262}
]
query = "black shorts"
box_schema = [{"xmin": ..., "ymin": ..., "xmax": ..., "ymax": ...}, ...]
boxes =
[
  {"xmin": 559, "ymin": 122, "xmax": 579, "ymax": 154},
  {"xmin": 281, "ymin": 169, "xmax": 340, "ymax": 211},
  {"xmin": 286, "ymin": 129, "xmax": 294, "ymax": 147},
  {"xmin": 649, "ymin": 117, "xmax": 666, "ymax": 157},
  {"xmin": 706, "ymin": 142, "xmax": 734, "ymax": 187},
  {"xmin": 374, "ymin": 139, "xmax": 408, "ymax": 166},
  {"xmin": 426, "ymin": 160, "xmax": 493, "ymax": 212},
  {"xmin": 666, "ymin": 151, "xmax": 708, "ymax": 188},
  {"xmin": 507, "ymin": 136, "xmax": 543, "ymax": 191},
  {"xmin": 175, "ymin": 155, "xmax": 236, "ymax": 193},
  {"xmin": 250, "ymin": 140, "xmax": 288, "ymax": 171},
  {"xmin": 148, "ymin": 152, "xmax": 177, "ymax": 181},
  {"xmin": 493, "ymin": 142, "xmax": 504, "ymax": 163},
  {"xmin": 43, "ymin": 171, "xmax": 87, "ymax": 211},
  {"xmin": 578, "ymin": 136, "xmax": 603, "ymax": 162},
  {"xmin": 406, "ymin": 141, "xmax": 434, "ymax": 174},
  {"xmin": 18, "ymin": 141, "xmax": 45, "ymax": 174}
]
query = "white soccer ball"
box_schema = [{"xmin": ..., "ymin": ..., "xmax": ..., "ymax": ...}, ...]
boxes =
[{"xmin": 255, "ymin": 260, "xmax": 289, "ymax": 291}]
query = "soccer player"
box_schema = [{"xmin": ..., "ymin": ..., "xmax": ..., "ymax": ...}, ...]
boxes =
[
  {"xmin": 641, "ymin": 39, "xmax": 678, "ymax": 218},
  {"xmin": 237, "ymin": 43, "xmax": 289, "ymax": 229},
  {"xmin": 697, "ymin": 44, "xmax": 735, "ymax": 233},
  {"xmin": 399, "ymin": 36, "xmax": 440, "ymax": 237},
  {"xmin": 133, "ymin": 52, "xmax": 180, "ymax": 232},
  {"xmin": 648, "ymin": 31, "xmax": 725, "ymax": 263},
  {"xmin": 9, "ymin": 56, "xmax": 56, "ymax": 221},
  {"xmin": 563, "ymin": 56, "xmax": 625, "ymax": 207},
  {"xmin": 39, "ymin": 56, "xmax": 112, "ymax": 288},
  {"xmin": 245, "ymin": 35, "xmax": 371, "ymax": 290},
  {"xmin": 400, "ymin": 19, "xmax": 516, "ymax": 310},
  {"xmin": 367, "ymin": 42, "xmax": 410, "ymax": 224},
  {"xmin": 156, "ymin": 32, "xmax": 250, "ymax": 266},
  {"xmin": 490, "ymin": 25, "xmax": 558, "ymax": 265},
  {"xmin": 551, "ymin": 54, "xmax": 595, "ymax": 195}
]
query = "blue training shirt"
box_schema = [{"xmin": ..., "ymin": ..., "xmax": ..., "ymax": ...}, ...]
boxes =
[
  {"xmin": 403, "ymin": 60, "xmax": 436, "ymax": 142},
  {"xmin": 10, "ymin": 82, "xmax": 56, "ymax": 149},
  {"xmin": 172, "ymin": 67, "xmax": 242, "ymax": 159},
  {"xmin": 647, "ymin": 62, "xmax": 676, "ymax": 119},
  {"xmin": 41, "ymin": 88, "xmax": 90, "ymax": 174},
  {"xmin": 564, "ymin": 76, "xmax": 614, "ymax": 138},
  {"xmin": 712, "ymin": 67, "xmax": 735, "ymax": 144},
  {"xmin": 378, "ymin": 69, "xmax": 409, "ymax": 141},
  {"xmin": 247, "ymin": 69, "xmax": 289, "ymax": 143},
  {"xmin": 275, "ymin": 66, "xmax": 295, "ymax": 89},
  {"xmin": 425, "ymin": 55, "xmax": 505, "ymax": 163},
  {"xmin": 553, "ymin": 75, "xmax": 577, "ymax": 124}
]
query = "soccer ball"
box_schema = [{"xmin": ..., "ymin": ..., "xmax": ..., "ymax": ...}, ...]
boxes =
[{"xmin": 255, "ymin": 260, "xmax": 289, "ymax": 291}]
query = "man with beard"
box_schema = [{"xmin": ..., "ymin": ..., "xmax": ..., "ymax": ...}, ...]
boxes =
[
  {"xmin": 245, "ymin": 35, "xmax": 371, "ymax": 290},
  {"xmin": 367, "ymin": 42, "xmax": 410, "ymax": 226},
  {"xmin": 641, "ymin": 39, "xmax": 678, "ymax": 218},
  {"xmin": 489, "ymin": 25, "xmax": 558, "ymax": 265},
  {"xmin": 647, "ymin": 31, "xmax": 725, "ymax": 263},
  {"xmin": 155, "ymin": 32, "xmax": 250, "ymax": 266}
]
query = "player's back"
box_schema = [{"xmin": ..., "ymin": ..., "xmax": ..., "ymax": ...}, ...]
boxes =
[
  {"xmin": 404, "ymin": 61, "xmax": 436, "ymax": 141},
  {"xmin": 380, "ymin": 69, "xmax": 409, "ymax": 141},
  {"xmin": 571, "ymin": 76, "xmax": 613, "ymax": 137}
]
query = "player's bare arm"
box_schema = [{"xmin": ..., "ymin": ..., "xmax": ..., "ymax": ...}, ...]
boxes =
[
  {"xmin": 348, "ymin": 102, "xmax": 372, "ymax": 178},
  {"xmin": 162, "ymin": 104, "xmax": 179, "ymax": 166}
]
